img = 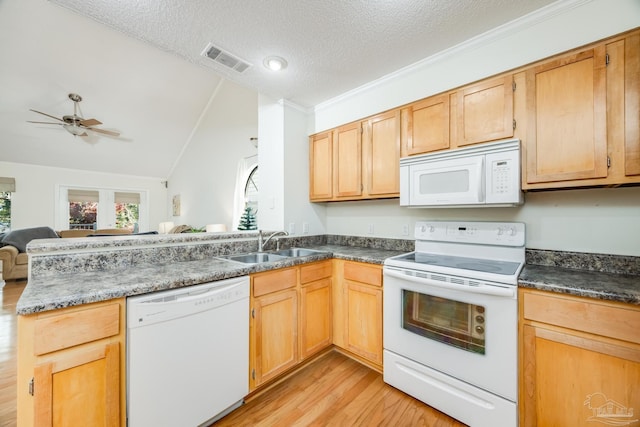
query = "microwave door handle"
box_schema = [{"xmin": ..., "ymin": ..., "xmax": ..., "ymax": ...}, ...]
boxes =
[{"xmin": 384, "ymin": 269, "xmax": 515, "ymax": 298}]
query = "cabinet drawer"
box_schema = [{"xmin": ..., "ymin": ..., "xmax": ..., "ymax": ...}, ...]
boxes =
[
  {"xmin": 34, "ymin": 302, "xmax": 120, "ymax": 355},
  {"xmin": 523, "ymin": 291, "xmax": 640, "ymax": 344},
  {"xmin": 344, "ymin": 262, "xmax": 382, "ymax": 287},
  {"xmin": 252, "ymin": 267, "xmax": 297, "ymax": 297},
  {"xmin": 300, "ymin": 261, "xmax": 332, "ymax": 284}
]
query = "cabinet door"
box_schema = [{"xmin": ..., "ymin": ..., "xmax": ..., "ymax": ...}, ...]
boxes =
[
  {"xmin": 345, "ymin": 281, "xmax": 382, "ymax": 365},
  {"xmin": 456, "ymin": 75, "xmax": 514, "ymax": 146},
  {"xmin": 334, "ymin": 122, "xmax": 362, "ymax": 198},
  {"xmin": 623, "ymin": 33, "xmax": 640, "ymax": 176},
  {"xmin": 364, "ymin": 110, "xmax": 400, "ymax": 197},
  {"xmin": 33, "ymin": 342, "xmax": 120, "ymax": 427},
  {"xmin": 525, "ymin": 46, "xmax": 608, "ymax": 183},
  {"xmin": 252, "ymin": 288, "xmax": 298, "ymax": 388},
  {"xmin": 402, "ymin": 94, "xmax": 450, "ymax": 155},
  {"xmin": 521, "ymin": 325, "xmax": 640, "ymax": 427},
  {"xmin": 299, "ymin": 278, "xmax": 332, "ymax": 359},
  {"xmin": 309, "ymin": 131, "xmax": 333, "ymax": 201}
]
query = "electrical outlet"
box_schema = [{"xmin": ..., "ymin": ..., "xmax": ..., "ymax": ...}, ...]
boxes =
[
  {"xmin": 288, "ymin": 222, "xmax": 295, "ymax": 234},
  {"xmin": 302, "ymin": 222, "xmax": 309, "ymax": 234},
  {"xmin": 402, "ymin": 224, "xmax": 409, "ymax": 236},
  {"xmin": 368, "ymin": 224, "xmax": 375, "ymax": 234}
]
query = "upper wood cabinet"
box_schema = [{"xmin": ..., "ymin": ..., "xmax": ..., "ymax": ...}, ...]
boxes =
[
  {"xmin": 310, "ymin": 28, "xmax": 640, "ymax": 196},
  {"xmin": 363, "ymin": 110, "xmax": 401, "ymax": 197},
  {"xmin": 456, "ymin": 75, "xmax": 514, "ymax": 146},
  {"xmin": 309, "ymin": 131, "xmax": 333, "ymax": 201},
  {"xmin": 334, "ymin": 122, "xmax": 363, "ymax": 199},
  {"xmin": 401, "ymin": 94, "xmax": 451, "ymax": 156},
  {"xmin": 522, "ymin": 30, "xmax": 640, "ymax": 189},
  {"xmin": 525, "ymin": 46, "xmax": 608, "ymax": 184},
  {"xmin": 310, "ymin": 111, "xmax": 400, "ymax": 202}
]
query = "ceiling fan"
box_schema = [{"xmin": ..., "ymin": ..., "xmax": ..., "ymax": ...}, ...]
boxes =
[{"xmin": 28, "ymin": 93, "xmax": 120, "ymax": 137}]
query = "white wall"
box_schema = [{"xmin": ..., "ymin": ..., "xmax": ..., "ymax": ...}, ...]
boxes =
[
  {"xmin": 257, "ymin": 95, "xmax": 285, "ymax": 230},
  {"xmin": 0, "ymin": 161, "xmax": 166, "ymax": 232},
  {"xmin": 308, "ymin": 0, "xmax": 640, "ymax": 256},
  {"xmin": 257, "ymin": 97, "xmax": 326, "ymax": 235},
  {"xmin": 282, "ymin": 102, "xmax": 326, "ymax": 236},
  {"xmin": 167, "ymin": 80, "xmax": 258, "ymax": 230},
  {"xmin": 325, "ymin": 188, "xmax": 640, "ymax": 256}
]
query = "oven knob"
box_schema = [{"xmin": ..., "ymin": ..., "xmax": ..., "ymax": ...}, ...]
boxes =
[
  {"xmin": 475, "ymin": 315, "xmax": 485, "ymax": 324},
  {"xmin": 475, "ymin": 326, "xmax": 485, "ymax": 334},
  {"xmin": 476, "ymin": 306, "xmax": 485, "ymax": 314},
  {"xmin": 496, "ymin": 227, "xmax": 504, "ymax": 235},
  {"xmin": 429, "ymin": 225, "xmax": 435, "ymax": 232},
  {"xmin": 508, "ymin": 227, "xmax": 517, "ymax": 236},
  {"xmin": 420, "ymin": 225, "xmax": 426, "ymax": 232}
]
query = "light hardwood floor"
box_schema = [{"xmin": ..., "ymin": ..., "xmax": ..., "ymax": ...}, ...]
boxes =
[
  {"xmin": 214, "ymin": 351, "xmax": 466, "ymax": 427},
  {"xmin": 1, "ymin": 281, "xmax": 465, "ymax": 427},
  {"xmin": 0, "ymin": 280, "xmax": 25, "ymax": 427}
]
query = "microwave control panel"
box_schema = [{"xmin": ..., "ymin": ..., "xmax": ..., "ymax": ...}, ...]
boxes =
[{"xmin": 485, "ymin": 149, "xmax": 522, "ymax": 204}]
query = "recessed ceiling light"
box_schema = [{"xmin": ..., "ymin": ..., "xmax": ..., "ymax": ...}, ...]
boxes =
[{"xmin": 263, "ymin": 56, "xmax": 288, "ymax": 71}]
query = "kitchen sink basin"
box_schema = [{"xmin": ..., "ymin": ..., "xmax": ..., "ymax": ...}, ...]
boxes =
[
  {"xmin": 273, "ymin": 248, "xmax": 325, "ymax": 257},
  {"xmin": 221, "ymin": 252, "xmax": 289, "ymax": 264}
]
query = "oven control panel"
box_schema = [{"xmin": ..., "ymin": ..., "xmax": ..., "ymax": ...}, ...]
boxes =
[{"xmin": 414, "ymin": 221, "xmax": 525, "ymax": 246}]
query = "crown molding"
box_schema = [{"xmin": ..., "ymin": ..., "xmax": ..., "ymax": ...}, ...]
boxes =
[{"xmin": 313, "ymin": 0, "xmax": 592, "ymax": 114}]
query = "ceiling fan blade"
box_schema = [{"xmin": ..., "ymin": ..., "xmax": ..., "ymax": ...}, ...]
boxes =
[
  {"xmin": 88, "ymin": 127, "xmax": 120, "ymax": 137},
  {"xmin": 29, "ymin": 109, "xmax": 64, "ymax": 122},
  {"xmin": 80, "ymin": 118, "xmax": 102, "ymax": 127},
  {"xmin": 27, "ymin": 121, "xmax": 64, "ymax": 125}
]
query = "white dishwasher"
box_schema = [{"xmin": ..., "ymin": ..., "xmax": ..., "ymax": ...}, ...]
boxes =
[{"xmin": 127, "ymin": 276, "xmax": 249, "ymax": 427}]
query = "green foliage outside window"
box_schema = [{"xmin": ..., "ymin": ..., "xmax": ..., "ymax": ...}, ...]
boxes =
[{"xmin": 0, "ymin": 192, "xmax": 11, "ymax": 232}]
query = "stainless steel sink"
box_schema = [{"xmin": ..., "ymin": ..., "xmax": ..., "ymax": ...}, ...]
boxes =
[
  {"xmin": 220, "ymin": 252, "xmax": 289, "ymax": 264},
  {"xmin": 273, "ymin": 248, "xmax": 325, "ymax": 257}
]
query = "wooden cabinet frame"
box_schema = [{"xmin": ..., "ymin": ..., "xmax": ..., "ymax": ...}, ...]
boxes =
[{"xmin": 519, "ymin": 289, "xmax": 640, "ymax": 427}]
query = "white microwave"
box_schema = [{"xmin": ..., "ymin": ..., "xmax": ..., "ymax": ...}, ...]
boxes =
[{"xmin": 399, "ymin": 139, "xmax": 523, "ymax": 208}]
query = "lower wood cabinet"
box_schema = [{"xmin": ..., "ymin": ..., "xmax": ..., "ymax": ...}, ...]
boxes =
[
  {"xmin": 17, "ymin": 299, "xmax": 125, "ymax": 427},
  {"xmin": 250, "ymin": 261, "xmax": 333, "ymax": 391},
  {"xmin": 519, "ymin": 289, "xmax": 640, "ymax": 427},
  {"xmin": 299, "ymin": 262, "xmax": 332, "ymax": 360},
  {"xmin": 333, "ymin": 260, "xmax": 383, "ymax": 370}
]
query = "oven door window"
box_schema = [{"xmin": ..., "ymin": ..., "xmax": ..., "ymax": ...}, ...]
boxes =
[{"xmin": 402, "ymin": 290, "xmax": 486, "ymax": 355}]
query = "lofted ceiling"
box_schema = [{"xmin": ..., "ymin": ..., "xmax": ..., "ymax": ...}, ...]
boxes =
[{"xmin": 0, "ymin": 0, "xmax": 558, "ymax": 178}]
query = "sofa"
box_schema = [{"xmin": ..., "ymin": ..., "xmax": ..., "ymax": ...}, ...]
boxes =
[{"xmin": 0, "ymin": 227, "xmax": 133, "ymax": 282}]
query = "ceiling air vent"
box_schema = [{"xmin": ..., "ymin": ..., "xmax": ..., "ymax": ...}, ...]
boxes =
[{"xmin": 201, "ymin": 43, "xmax": 251, "ymax": 73}]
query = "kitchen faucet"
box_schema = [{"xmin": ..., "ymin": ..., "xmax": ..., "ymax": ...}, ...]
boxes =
[{"xmin": 258, "ymin": 230, "xmax": 289, "ymax": 252}]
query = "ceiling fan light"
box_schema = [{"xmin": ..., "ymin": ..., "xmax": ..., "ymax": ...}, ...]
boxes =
[{"xmin": 63, "ymin": 124, "xmax": 87, "ymax": 136}]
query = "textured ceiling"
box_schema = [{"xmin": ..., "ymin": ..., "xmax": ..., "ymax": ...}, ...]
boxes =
[
  {"xmin": 0, "ymin": 0, "xmax": 558, "ymax": 178},
  {"xmin": 48, "ymin": 0, "xmax": 558, "ymax": 108}
]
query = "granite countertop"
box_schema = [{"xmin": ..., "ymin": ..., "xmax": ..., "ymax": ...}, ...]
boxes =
[
  {"xmin": 18, "ymin": 236, "xmax": 640, "ymax": 315},
  {"xmin": 17, "ymin": 244, "xmax": 405, "ymax": 315},
  {"xmin": 519, "ymin": 264, "xmax": 640, "ymax": 305}
]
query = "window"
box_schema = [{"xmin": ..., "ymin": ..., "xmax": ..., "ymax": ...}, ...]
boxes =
[
  {"xmin": 0, "ymin": 192, "xmax": 11, "ymax": 232},
  {"xmin": 244, "ymin": 165, "xmax": 259, "ymax": 215},
  {"xmin": 57, "ymin": 186, "xmax": 147, "ymax": 232},
  {"xmin": 0, "ymin": 178, "xmax": 15, "ymax": 233}
]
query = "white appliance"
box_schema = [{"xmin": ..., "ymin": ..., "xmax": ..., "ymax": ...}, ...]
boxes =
[
  {"xmin": 399, "ymin": 139, "xmax": 523, "ymax": 207},
  {"xmin": 383, "ymin": 221, "xmax": 525, "ymax": 427},
  {"xmin": 127, "ymin": 276, "xmax": 249, "ymax": 427}
]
